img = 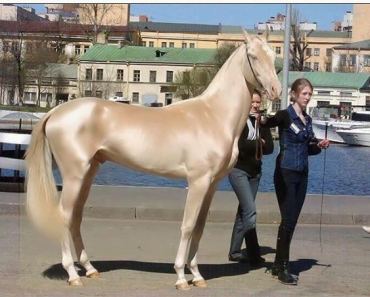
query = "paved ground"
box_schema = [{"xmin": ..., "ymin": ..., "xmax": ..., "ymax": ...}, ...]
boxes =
[
  {"xmin": 2, "ymin": 185, "xmax": 370, "ymax": 224},
  {"xmin": 0, "ymin": 216, "xmax": 370, "ymax": 297}
]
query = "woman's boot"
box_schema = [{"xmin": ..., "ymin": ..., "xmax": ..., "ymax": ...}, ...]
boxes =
[
  {"xmin": 245, "ymin": 228, "xmax": 265, "ymax": 267},
  {"xmin": 273, "ymin": 226, "xmax": 297, "ymax": 285}
]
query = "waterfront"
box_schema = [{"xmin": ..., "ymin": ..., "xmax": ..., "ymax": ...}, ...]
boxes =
[{"xmin": 51, "ymin": 142, "xmax": 370, "ymax": 196}]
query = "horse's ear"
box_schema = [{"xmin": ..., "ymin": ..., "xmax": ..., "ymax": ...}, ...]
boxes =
[
  {"xmin": 262, "ymin": 25, "xmax": 270, "ymax": 41},
  {"xmin": 242, "ymin": 28, "xmax": 252, "ymax": 44}
]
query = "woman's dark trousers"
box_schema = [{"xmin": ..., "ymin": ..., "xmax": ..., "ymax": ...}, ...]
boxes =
[{"xmin": 272, "ymin": 166, "xmax": 308, "ymax": 284}]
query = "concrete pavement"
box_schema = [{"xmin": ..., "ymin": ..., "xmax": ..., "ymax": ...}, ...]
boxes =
[
  {"xmin": 0, "ymin": 217, "xmax": 370, "ymax": 297},
  {"xmin": 1, "ymin": 185, "xmax": 370, "ymax": 225}
]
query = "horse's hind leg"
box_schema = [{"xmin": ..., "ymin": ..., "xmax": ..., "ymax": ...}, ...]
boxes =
[
  {"xmin": 58, "ymin": 161, "xmax": 97, "ymax": 286},
  {"xmin": 187, "ymin": 181, "xmax": 218, "ymax": 288},
  {"xmin": 70, "ymin": 160, "xmax": 100, "ymax": 279},
  {"xmin": 174, "ymin": 175, "xmax": 211, "ymax": 290}
]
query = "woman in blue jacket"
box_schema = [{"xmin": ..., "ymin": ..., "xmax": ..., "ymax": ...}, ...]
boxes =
[{"xmin": 261, "ymin": 78, "xmax": 329, "ymax": 285}]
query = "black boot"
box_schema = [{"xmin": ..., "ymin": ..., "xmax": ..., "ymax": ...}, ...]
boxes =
[
  {"xmin": 273, "ymin": 226, "xmax": 297, "ymax": 285},
  {"xmin": 245, "ymin": 228, "xmax": 265, "ymax": 267}
]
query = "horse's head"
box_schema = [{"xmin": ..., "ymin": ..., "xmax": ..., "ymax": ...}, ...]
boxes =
[{"xmin": 242, "ymin": 28, "xmax": 282, "ymax": 101}]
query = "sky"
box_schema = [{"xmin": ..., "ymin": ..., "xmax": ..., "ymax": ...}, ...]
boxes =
[{"xmin": 18, "ymin": 3, "xmax": 354, "ymax": 31}]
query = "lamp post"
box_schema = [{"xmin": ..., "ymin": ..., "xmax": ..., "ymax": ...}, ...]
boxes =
[{"xmin": 281, "ymin": 4, "xmax": 292, "ymax": 109}]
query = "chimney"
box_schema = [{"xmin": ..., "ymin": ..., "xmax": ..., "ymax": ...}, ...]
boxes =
[{"xmin": 118, "ymin": 41, "xmax": 122, "ymax": 49}]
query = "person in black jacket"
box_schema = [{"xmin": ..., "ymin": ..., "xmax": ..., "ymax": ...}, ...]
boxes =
[
  {"xmin": 261, "ymin": 78, "xmax": 329, "ymax": 285},
  {"xmin": 228, "ymin": 89, "xmax": 274, "ymax": 266}
]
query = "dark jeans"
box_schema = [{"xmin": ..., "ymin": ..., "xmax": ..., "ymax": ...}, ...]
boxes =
[
  {"xmin": 228, "ymin": 167, "xmax": 261, "ymax": 258},
  {"xmin": 274, "ymin": 166, "xmax": 308, "ymax": 232}
]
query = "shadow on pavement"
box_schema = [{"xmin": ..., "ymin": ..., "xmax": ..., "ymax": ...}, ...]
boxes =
[
  {"xmin": 290, "ymin": 258, "xmax": 332, "ymax": 276},
  {"xmin": 42, "ymin": 259, "xmax": 272, "ymax": 281}
]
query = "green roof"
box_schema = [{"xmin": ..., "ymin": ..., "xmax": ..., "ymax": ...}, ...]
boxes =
[
  {"xmin": 80, "ymin": 44, "xmax": 216, "ymax": 65},
  {"xmin": 334, "ymin": 39, "xmax": 370, "ymax": 50},
  {"xmin": 44, "ymin": 63, "xmax": 77, "ymax": 79},
  {"xmin": 279, "ymin": 71, "xmax": 370, "ymax": 89}
]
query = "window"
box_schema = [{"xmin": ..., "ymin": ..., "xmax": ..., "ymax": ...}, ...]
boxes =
[
  {"xmin": 314, "ymin": 48, "xmax": 320, "ymax": 56},
  {"xmin": 275, "ymin": 47, "xmax": 281, "ymax": 54},
  {"xmin": 340, "ymin": 54, "xmax": 346, "ymax": 66},
  {"xmin": 349, "ymin": 55, "xmax": 356, "ymax": 66},
  {"xmin": 363, "ymin": 55, "xmax": 370, "ymax": 67},
  {"xmin": 2, "ymin": 41, "xmax": 9, "ymax": 52},
  {"xmin": 317, "ymin": 90, "xmax": 331, "ymax": 96},
  {"xmin": 96, "ymin": 69, "xmax": 103, "ymax": 81},
  {"xmin": 86, "ymin": 69, "xmax": 92, "ymax": 80},
  {"xmin": 75, "ymin": 45, "xmax": 81, "ymax": 55},
  {"xmin": 182, "ymin": 43, "xmax": 187, "ymax": 48},
  {"xmin": 169, "ymin": 42, "xmax": 174, "ymax": 48},
  {"xmin": 306, "ymin": 48, "xmax": 312, "ymax": 56},
  {"xmin": 313, "ymin": 62, "xmax": 319, "ymax": 71},
  {"xmin": 166, "ymin": 71, "xmax": 174, "ymax": 83},
  {"xmin": 83, "ymin": 46, "xmax": 90, "ymax": 53},
  {"xmin": 161, "ymin": 42, "xmax": 167, "ymax": 48},
  {"xmin": 11, "ymin": 42, "xmax": 19, "ymax": 52},
  {"xmin": 326, "ymin": 48, "xmax": 332, "ymax": 57},
  {"xmin": 142, "ymin": 41, "xmax": 146, "ymax": 47},
  {"xmin": 325, "ymin": 63, "xmax": 332, "ymax": 72},
  {"xmin": 150, "ymin": 70, "xmax": 157, "ymax": 82},
  {"xmin": 340, "ymin": 91, "xmax": 353, "ymax": 97},
  {"xmin": 95, "ymin": 90, "xmax": 102, "ymax": 98},
  {"xmin": 317, "ymin": 101, "xmax": 330, "ymax": 107},
  {"xmin": 115, "ymin": 92, "xmax": 123, "ymax": 97},
  {"xmin": 304, "ymin": 62, "xmax": 311, "ymax": 69},
  {"xmin": 189, "ymin": 43, "xmax": 195, "ymax": 48},
  {"xmin": 117, "ymin": 69, "xmax": 124, "ymax": 81},
  {"xmin": 132, "ymin": 92, "xmax": 139, "ymax": 103},
  {"xmin": 340, "ymin": 102, "xmax": 352, "ymax": 117},
  {"xmin": 24, "ymin": 92, "xmax": 36, "ymax": 102},
  {"xmin": 40, "ymin": 93, "xmax": 52, "ymax": 102},
  {"xmin": 272, "ymin": 100, "xmax": 281, "ymax": 112},
  {"xmin": 85, "ymin": 90, "xmax": 92, "ymax": 96},
  {"xmin": 165, "ymin": 93, "xmax": 173, "ymax": 105},
  {"xmin": 133, "ymin": 70, "xmax": 140, "ymax": 82},
  {"xmin": 149, "ymin": 41, "xmax": 154, "ymax": 47},
  {"xmin": 366, "ymin": 96, "xmax": 370, "ymax": 111}
]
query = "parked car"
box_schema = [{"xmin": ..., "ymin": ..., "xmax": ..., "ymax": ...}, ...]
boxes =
[{"xmin": 108, "ymin": 96, "xmax": 130, "ymax": 104}]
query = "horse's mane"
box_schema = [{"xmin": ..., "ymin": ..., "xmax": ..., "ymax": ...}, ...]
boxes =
[{"xmin": 200, "ymin": 44, "xmax": 246, "ymax": 100}]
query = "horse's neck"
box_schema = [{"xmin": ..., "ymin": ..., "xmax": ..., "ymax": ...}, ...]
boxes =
[{"xmin": 202, "ymin": 46, "xmax": 252, "ymax": 137}]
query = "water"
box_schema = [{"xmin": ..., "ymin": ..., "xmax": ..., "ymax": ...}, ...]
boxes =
[{"xmin": 3, "ymin": 142, "xmax": 370, "ymax": 196}]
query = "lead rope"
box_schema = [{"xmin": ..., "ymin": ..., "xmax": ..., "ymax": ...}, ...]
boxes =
[
  {"xmin": 319, "ymin": 122, "xmax": 329, "ymax": 253},
  {"xmin": 255, "ymin": 114, "xmax": 263, "ymax": 161}
]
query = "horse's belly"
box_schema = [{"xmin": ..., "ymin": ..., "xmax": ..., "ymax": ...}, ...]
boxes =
[{"xmin": 99, "ymin": 144, "xmax": 188, "ymax": 179}]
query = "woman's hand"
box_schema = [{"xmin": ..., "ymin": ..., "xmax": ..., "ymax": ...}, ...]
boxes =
[{"xmin": 318, "ymin": 139, "xmax": 330, "ymax": 149}]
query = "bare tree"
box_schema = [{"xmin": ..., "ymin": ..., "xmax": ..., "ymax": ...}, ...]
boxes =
[
  {"xmin": 77, "ymin": 4, "xmax": 115, "ymax": 44},
  {"xmin": 290, "ymin": 8, "xmax": 314, "ymax": 71},
  {"xmin": 173, "ymin": 43, "xmax": 237, "ymax": 99}
]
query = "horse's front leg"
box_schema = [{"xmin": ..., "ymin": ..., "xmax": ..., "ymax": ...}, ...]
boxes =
[
  {"xmin": 187, "ymin": 181, "xmax": 218, "ymax": 288},
  {"xmin": 174, "ymin": 175, "xmax": 211, "ymax": 290}
]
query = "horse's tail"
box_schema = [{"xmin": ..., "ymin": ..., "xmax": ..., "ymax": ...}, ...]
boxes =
[{"xmin": 25, "ymin": 109, "xmax": 65, "ymax": 240}]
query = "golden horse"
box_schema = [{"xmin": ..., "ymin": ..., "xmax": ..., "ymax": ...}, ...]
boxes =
[{"xmin": 25, "ymin": 29, "xmax": 281, "ymax": 290}]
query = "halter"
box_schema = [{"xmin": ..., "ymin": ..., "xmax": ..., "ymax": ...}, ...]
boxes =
[{"xmin": 246, "ymin": 52, "xmax": 265, "ymax": 93}]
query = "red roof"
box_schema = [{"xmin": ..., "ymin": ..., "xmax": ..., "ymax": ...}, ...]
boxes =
[{"xmin": 0, "ymin": 20, "xmax": 136, "ymax": 36}]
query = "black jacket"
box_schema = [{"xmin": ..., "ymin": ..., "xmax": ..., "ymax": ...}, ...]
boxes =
[{"xmin": 234, "ymin": 116, "xmax": 274, "ymax": 177}]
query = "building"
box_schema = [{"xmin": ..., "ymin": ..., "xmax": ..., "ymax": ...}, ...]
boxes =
[
  {"xmin": 0, "ymin": 4, "xmax": 46, "ymax": 22},
  {"xmin": 78, "ymin": 4, "xmax": 130, "ymax": 27},
  {"xmin": 255, "ymin": 13, "xmax": 317, "ymax": 31},
  {"xmin": 273, "ymin": 71, "xmax": 370, "ymax": 115},
  {"xmin": 78, "ymin": 44, "xmax": 216, "ymax": 106}
]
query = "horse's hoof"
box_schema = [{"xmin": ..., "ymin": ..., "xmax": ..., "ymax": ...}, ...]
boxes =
[
  {"xmin": 86, "ymin": 271, "xmax": 101, "ymax": 279},
  {"xmin": 193, "ymin": 279, "xmax": 207, "ymax": 288},
  {"xmin": 68, "ymin": 278, "xmax": 84, "ymax": 286},
  {"xmin": 175, "ymin": 282, "xmax": 191, "ymax": 291}
]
